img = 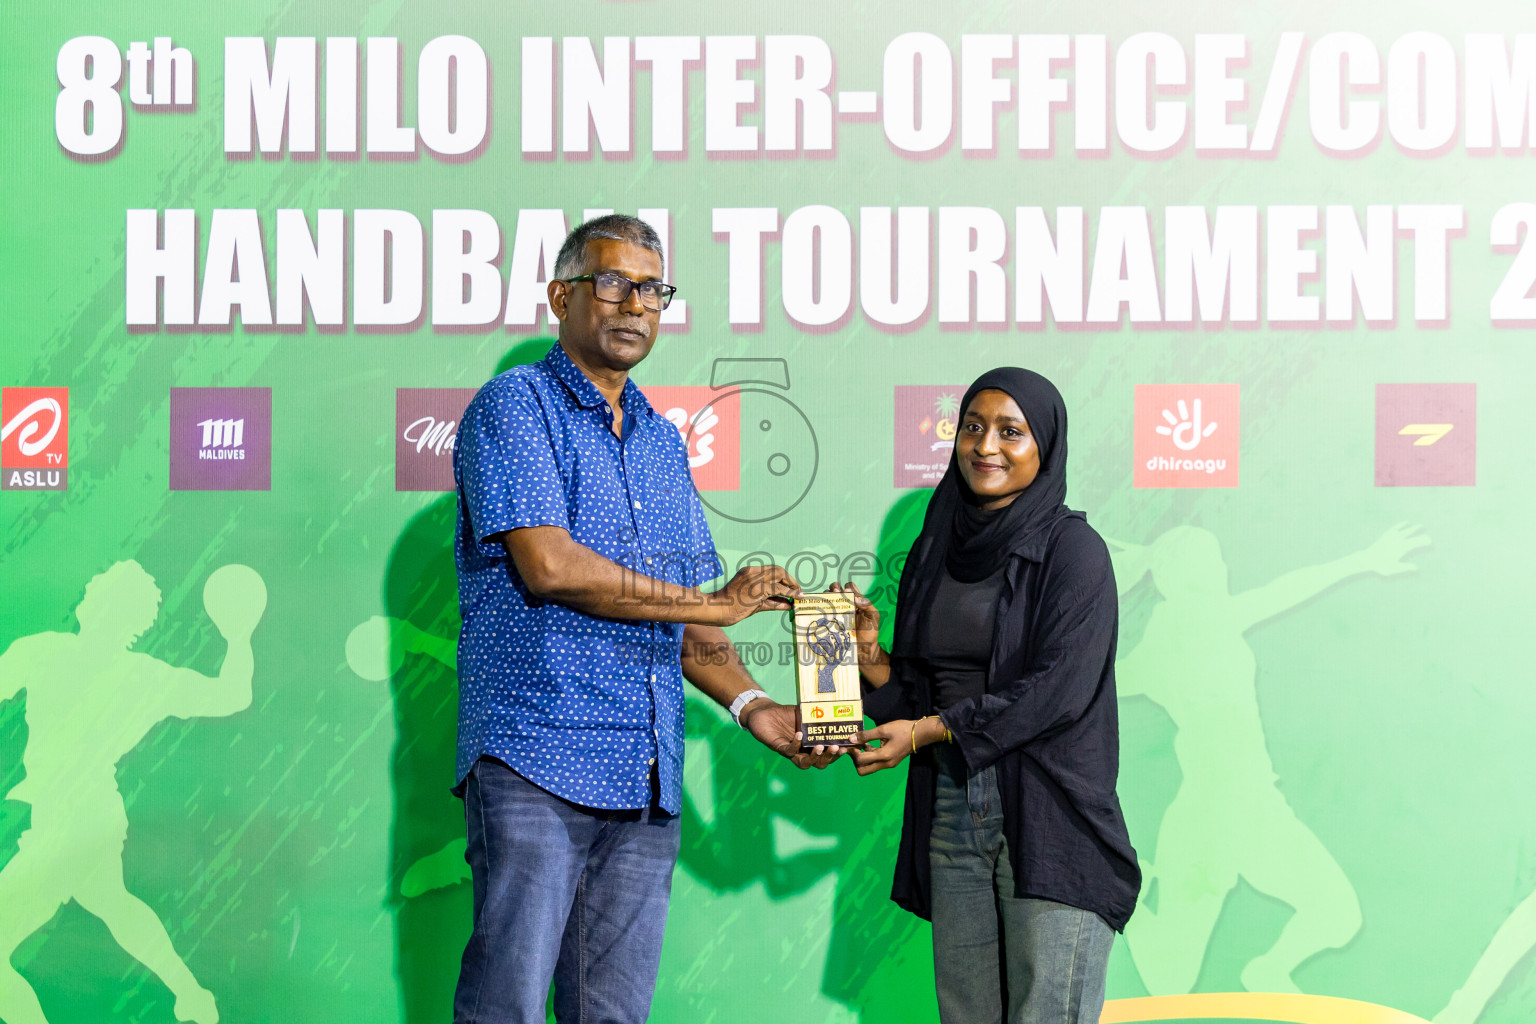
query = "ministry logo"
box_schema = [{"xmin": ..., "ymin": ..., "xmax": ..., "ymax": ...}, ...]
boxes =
[
  {"xmin": 1, "ymin": 387, "xmax": 69, "ymax": 491},
  {"xmin": 397, "ymin": 388, "xmax": 477, "ymax": 491},
  {"xmin": 894, "ymin": 385, "xmax": 965, "ymax": 488},
  {"xmin": 1134, "ymin": 384, "xmax": 1240, "ymax": 489},
  {"xmin": 170, "ymin": 388, "xmax": 271, "ymax": 491}
]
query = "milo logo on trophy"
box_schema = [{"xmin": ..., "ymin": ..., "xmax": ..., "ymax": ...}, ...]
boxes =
[{"xmin": 793, "ymin": 593, "xmax": 862, "ymax": 750}]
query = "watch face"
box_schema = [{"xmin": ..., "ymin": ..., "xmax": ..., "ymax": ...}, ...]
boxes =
[{"xmin": 690, "ymin": 386, "xmax": 819, "ymax": 524}]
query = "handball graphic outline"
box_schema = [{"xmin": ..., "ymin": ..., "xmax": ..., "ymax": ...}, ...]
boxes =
[{"xmin": 0, "ymin": 560, "xmax": 267, "ymax": 1024}]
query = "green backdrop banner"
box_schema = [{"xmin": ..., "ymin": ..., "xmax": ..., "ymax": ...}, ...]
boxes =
[{"xmin": 3, "ymin": 3, "xmax": 1535, "ymax": 1023}]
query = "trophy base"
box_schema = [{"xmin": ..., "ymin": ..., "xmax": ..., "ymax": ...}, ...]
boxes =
[{"xmin": 799, "ymin": 714, "xmax": 862, "ymax": 751}]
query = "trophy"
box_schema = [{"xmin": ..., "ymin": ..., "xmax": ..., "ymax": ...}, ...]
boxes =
[{"xmin": 793, "ymin": 593, "xmax": 862, "ymax": 750}]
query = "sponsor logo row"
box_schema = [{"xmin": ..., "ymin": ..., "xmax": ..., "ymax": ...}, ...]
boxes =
[
  {"xmin": 2, "ymin": 382, "xmax": 1475, "ymax": 493},
  {"xmin": 1, "ymin": 387, "xmax": 274, "ymax": 492},
  {"xmin": 899, "ymin": 382, "xmax": 1475, "ymax": 489},
  {"xmin": 805, "ymin": 704, "xmax": 858, "ymax": 720}
]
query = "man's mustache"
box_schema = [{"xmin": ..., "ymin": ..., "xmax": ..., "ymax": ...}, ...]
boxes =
[{"xmin": 603, "ymin": 317, "xmax": 652, "ymax": 340}]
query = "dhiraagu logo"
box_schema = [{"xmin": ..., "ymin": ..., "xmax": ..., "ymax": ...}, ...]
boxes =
[{"xmin": 1134, "ymin": 384, "xmax": 1240, "ymax": 489}]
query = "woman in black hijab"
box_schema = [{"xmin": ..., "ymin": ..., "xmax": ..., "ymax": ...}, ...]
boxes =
[{"xmin": 840, "ymin": 368, "xmax": 1139, "ymax": 1024}]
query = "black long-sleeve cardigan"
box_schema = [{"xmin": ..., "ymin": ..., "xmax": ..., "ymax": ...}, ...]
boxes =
[{"xmin": 864, "ymin": 512, "xmax": 1141, "ymax": 930}]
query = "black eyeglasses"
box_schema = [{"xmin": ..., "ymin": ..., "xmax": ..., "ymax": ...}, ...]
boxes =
[{"xmin": 565, "ymin": 272, "xmax": 678, "ymax": 312}]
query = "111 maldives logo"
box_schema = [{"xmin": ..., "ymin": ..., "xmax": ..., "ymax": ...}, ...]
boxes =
[
  {"xmin": 1, "ymin": 387, "xmax": 69, "ymax": 490},
  {"xmin": 170, "ymin": 388, "xmax": 272, "ymax": 491}
]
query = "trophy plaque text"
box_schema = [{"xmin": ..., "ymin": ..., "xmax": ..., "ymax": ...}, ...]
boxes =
[{"xmin": 794, "ymin": 593, "xmax": 862, "ymax": 751}]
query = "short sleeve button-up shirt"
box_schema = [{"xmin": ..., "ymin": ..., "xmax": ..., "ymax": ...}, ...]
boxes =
[{"xmin": 453, "ymin": 345, "xmax": 719, "ymax": 813}]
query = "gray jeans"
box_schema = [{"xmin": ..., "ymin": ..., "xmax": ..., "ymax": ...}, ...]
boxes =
[{"xmin": 929, "ymin": 745, "xmax": 1114, "ymax": 1024}]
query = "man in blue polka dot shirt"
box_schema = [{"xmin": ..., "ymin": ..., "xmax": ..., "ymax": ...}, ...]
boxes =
[{"xmin": 450, "ymin": 214, "xmax": 841, "ymax": 1024}]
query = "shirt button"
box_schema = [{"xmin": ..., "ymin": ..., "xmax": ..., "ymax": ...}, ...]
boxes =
[
  {"xmin": 644, "ymin": 556, "xmax": 653, "ymax": 565},
  {"xmin": 603, "ymin": 404, "xmax": 611, "ymax": 413},
  {"xmin": 649, "ymin": 757, "xmax": 657, "ymax": 766},
  {"xmin": 633, "ymin": 500, "xmax": 642, "ymax": 509}
]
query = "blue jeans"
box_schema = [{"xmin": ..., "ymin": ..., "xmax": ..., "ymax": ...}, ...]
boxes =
[
  {"xmin": 929, "ymin": 745, "xmax": 1114, "ymax": 1024},
  {"xmin": 452, "ymin": 758, "xmax": 680, "ymax": 1024}
]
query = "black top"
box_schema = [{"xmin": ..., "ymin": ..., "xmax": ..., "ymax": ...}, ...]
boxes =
[
  {"xmin": 864, "ymin": 515, "xmax": 1141, "ymax": 931},
  {"xmin": 920, "ymin": 566, "xmax": 1004, "ymax": 711}
]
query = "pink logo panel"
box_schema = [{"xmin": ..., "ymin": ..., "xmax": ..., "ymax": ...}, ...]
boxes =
[
  {"xmin": 641, "ymin": 386, "xmax": 741, "ymax": 491},
  {"xmin": 1375, "ymin": 383, "xmax": 1476, "ymax": 487},
  {"xmin": 1134, "ymin": 384, "xmax": 1240, "ymax": 489}
]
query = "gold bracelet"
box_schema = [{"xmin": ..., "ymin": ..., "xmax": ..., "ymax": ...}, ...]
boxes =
[{"xmin": 910, "ymin": 714, "xmax": 939, "ymax": 753}]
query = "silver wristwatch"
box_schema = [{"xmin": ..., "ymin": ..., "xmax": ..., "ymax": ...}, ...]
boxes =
[{"xmin": 728, "ymin": 688, "xmax": 771, "ymax": 728}]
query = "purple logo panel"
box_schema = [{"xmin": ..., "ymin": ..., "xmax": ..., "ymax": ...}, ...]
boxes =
[
  {"xmin": 170, "ymin": 388, "xmax": 272, "ymax": 491},
  {"xmin": 397, "ymin": 388, "xmax": 477, "ymax": 491}
]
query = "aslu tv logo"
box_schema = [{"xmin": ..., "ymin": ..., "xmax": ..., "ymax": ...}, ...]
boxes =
[
  {"xmin": 1, "ymin": 387, "xmax": 69, "ymax": 491},
  {"xmin": 1398, "ymin": 424, "xmax": 1453, "ymax": 446}
]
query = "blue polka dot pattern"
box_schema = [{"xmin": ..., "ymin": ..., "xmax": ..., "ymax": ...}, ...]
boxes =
[{"xmin": 452, "ymin": 345, "xmax": 719, "ymax": 814}]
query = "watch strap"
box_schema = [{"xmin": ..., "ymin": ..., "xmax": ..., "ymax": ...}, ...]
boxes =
[{"xmin": 728, "ymin": 688, "xmax": 771, "ymax": 728}]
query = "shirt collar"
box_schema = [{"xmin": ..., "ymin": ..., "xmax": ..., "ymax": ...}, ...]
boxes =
[{"xmin": 544, "ymin": 343, "xmax": 656, "ymax": 423}]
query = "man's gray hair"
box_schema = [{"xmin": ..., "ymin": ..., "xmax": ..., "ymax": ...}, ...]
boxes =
[{"xmin": 552, "ymin": 214, "xmax": 665, "ymax": 280}]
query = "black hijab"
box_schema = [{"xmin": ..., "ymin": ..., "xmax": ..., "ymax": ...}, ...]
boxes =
[{"xmin": 891, "ymin": 367, "xmax": 1073, "ymax": 658}]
